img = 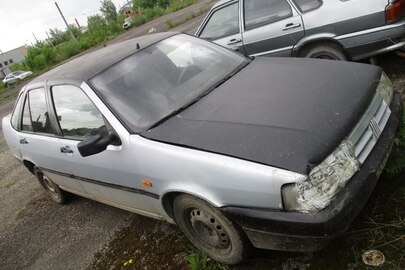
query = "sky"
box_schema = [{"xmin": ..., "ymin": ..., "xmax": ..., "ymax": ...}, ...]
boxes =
[{"xmin": 0, "ymin": 0, "xmax": 129, "ymax": 52}]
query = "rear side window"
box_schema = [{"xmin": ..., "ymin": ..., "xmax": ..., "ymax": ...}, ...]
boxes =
[
  {"xmin": 23, "ymin": 88, "xmax": 53, "ymax": 134},
  {"xmin": 52, "ymin": 85, "xmax": 106, "ymax": 139},
  {"xmin": 292, "ymin": 0, "xmax": 322, "ymax": 12},
  {"xmin": 200, "ymin": 2, "xmax": 239, "ymax": 40},
  {"xmin": 11, "ymin": 94, "xmax": 24, "ymax": 129},
  {"xmin": 244, "ymin": 0, "xmax": 292, "ymax": 29}
]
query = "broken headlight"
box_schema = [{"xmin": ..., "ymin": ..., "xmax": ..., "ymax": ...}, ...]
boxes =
[
  {"xmin": 377, "ymin": 72, "xmax": 393, "ymax": 105},
  {"xmin": 282, "ymin": 140, "xmax": 360, "ymax": 212}
]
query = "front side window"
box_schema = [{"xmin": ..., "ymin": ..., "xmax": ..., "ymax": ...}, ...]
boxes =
[
  {"xmin": 52, "ymin": 85, "xmax": 106, "ymax": 138},
  {"xmin": 91, "ymin": 34, "xmax": 248, "ymax": 133},
  {"xmin": 22, "ymin": 88, "xmax": 53, "ymax": 134},
  {"xmin": 244, "ymin": 0, "xmax": 292, "ymax": 29},
  {"xmin": 200, "ymin": 3, "xmax": 239, "ymax": 40}
]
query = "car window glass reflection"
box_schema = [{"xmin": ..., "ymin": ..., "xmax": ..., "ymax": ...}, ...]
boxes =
[
  {"xmin": 28, "ymin": 88, "xmax": 53, "ymax": 134},
  {"xmin": 200, "ymin": 3, "xmax": 239, "ymax": 40},
  {"xmin": 21, "ymin": 95, "xmax": 33, "ymax": 132},
  {"xmin": 52, "ymin": 85, "xmax": 106, "ymax": 138},
  {"xmin": 244, "ymin": 0, "xmax": 292, "ymax": 29}
]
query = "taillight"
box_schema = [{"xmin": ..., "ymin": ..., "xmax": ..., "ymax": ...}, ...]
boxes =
[{"xmin": 386, "ymin": 0, "xmax": 405, "ymax": 23}]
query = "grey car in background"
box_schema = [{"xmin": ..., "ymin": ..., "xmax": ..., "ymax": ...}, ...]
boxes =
[
  {"xmin": 196, "ymin": 0, "xmax": 405, "ymax": 60},
  {"xmin": 2, "ymin": 33, "xmax": 403, "ymax": 264}
]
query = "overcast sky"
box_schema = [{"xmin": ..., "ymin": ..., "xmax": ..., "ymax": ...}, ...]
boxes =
[{"xmin": 0, "ymin": 0, "xmax": 128, "ymax": 52}]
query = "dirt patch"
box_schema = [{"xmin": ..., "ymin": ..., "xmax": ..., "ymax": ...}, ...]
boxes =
[{"xmin": 87, "ymin": 218, "xmax": 191, "ymax": 270}]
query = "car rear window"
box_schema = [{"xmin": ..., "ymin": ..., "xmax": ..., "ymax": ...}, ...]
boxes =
[{"xmin": 292, "ymin": 0, "xmax": 322, "ymax": 12}]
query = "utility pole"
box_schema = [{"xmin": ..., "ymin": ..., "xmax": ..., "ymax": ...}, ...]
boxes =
[
  {"xmin": 55, "ymin": 1, "xmax": 77, "ymax": 41},
  {"xmin": 46, "ymin": 31, "xmax": 54, "ymax": 46},
  {"xmin": 32, "ymin": 32, "xmax": 39, "ymax": 43}
]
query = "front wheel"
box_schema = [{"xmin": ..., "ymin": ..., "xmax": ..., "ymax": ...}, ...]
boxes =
[{"xmin": 173, "ymin": 194, "xmax": 250, "ymax": 265}]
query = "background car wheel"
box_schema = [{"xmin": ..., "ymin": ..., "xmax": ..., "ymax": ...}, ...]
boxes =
[
  {"xmin": 299, "ymin": 43, "xmax": 347, "ymax": 61},
  {"xmin": 35, "ymin": 168, "xmax": 69, "ymax": 204},
  {"xmin": 173, "ymin": 194, "xmax": 250, "ymax": 265}
]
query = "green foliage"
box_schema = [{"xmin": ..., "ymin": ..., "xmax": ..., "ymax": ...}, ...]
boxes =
[
  {"xmin": 187, "ymin": 250, "xmax": 229, "ymax": 270},
  {"xmin": 58, "ymin": 41, "xmax": 83, "ymax": 60},
  {"xmin": 100, "ymin": 0, "xmax": 118, "ymax": 22},
  {"xmin": 9, "ymin": 62, "xmax": 28, "ymax": 72},
  {"xmin": 133, "ymin": 0, "xmax": 157, "ymax": 9},
  {"xmin": 87, "ymin": 14, "xmax": 109, "ymax": 44}
]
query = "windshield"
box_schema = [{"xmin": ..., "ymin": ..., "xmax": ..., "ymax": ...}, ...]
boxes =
[
  {"xmin": 91, "ymin": 34, "xmax": 248, "ymax": 132},
  {"xmin": 12, "ymin": 71, "xmax": 24, "ymax": 76}
]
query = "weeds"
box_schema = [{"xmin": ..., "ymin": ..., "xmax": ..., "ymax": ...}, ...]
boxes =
[
  {"xmin": 187, "ymin": 250, "xmax": 229, "ymax": 270},
  {"xmin": 384, "ymin": 111, "xmax": 405, "ymax": 176}
]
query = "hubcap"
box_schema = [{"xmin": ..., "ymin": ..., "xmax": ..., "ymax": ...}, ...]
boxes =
[
  {"xmin": 189, "ymin": 208, "xmax": 230, "ymax": 250},
  {"xmin": 42, "ymin": 175, "xmax": 59, "ymax": 200}
]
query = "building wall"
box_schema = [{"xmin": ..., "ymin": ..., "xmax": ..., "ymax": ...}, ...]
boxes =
[{"xmin": 0, "ymin": 46, "xmax": 28, "ymax": 80}]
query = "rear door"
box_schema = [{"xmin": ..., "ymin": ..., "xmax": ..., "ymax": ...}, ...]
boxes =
[
  {"xmin": 241, "ymin": 0, "xmax": 305, "ymax": 57},
  {"xmin": 18, "ymin": 87, "xmax": 75, "ymax": 184},
  {"xmin": 196, "ymin": 1, "xmax": 244, "ymax": 53}
]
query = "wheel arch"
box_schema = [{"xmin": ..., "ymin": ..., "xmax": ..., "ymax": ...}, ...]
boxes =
[
  {"xmin": 23, "ymin": 160, "xmax": 36, "ymax": 175},
  {"xmin": 293, "ymin": 35, "xmax": 350, "ymax": 60},
  {"xmin": 161, "ymin": 190, "xmax": 222, "ymax": 221}
]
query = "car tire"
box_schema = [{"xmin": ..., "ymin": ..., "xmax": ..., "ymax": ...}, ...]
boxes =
[
  {"xmin": 299, "ymin": 43, "xmax": 347, "ymax": 61},
  {"xmin": 173, "ymin": 194, "xmax": 250, "ymax": 265},
  {"xmin": 34, "ymin": 168, "xmax": 69, "ymax": 204}
]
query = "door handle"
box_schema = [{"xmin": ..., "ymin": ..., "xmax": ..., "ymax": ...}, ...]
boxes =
[
  {"xmin": 19, "ymin": 138, "xmax": 28, "ymax": 144},
  {"xmin": 283, "ymin": 23, "xmax": 301, "ymax": 31},
  {"xmin": 60, "ymin": 146, "xmax": 74, "ymax": 154},
  {"xmin": 227, "ymin": 38, "xmax": 242, "ymax": 45}
]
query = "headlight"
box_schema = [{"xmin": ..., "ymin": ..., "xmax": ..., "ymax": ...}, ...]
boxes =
[
  {"xmin": 282, "ymin": 140, "xmax": 360, "ymax": 212},
  {"xmin": 377, "ymin": 72, "xmax": 393, "ymax": 105}
]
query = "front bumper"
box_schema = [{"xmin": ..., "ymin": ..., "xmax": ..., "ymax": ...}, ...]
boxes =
[{"xmin": 222, "ymin": 91, "xmax": 403, "ymax": 252}]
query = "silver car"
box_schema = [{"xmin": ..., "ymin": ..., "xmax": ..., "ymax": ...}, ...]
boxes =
[
  {"xmin": 2, "ymin": 70, "xmax": 33, "ymax": 86},
  {"xmin": 2, "ymin": 33, "xmax": 403, "ymax": 264},
  {"xmin": 196, "ymin": 0, "xmax": 405, "ymax": 60}
]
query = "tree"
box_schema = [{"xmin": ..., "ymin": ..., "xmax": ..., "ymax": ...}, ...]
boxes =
[{"xmin": 100, "ymin": 0, "xmax": 118, "ymax": 22}]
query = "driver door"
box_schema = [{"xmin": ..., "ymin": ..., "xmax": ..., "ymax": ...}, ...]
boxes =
[{"xmin": 50, "ymin": 84, "xmax": 158, "ymax": 214}]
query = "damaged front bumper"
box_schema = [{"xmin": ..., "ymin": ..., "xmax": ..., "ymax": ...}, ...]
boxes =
[{"xmin": 221, "ymin": 91, "xmax": 403, "ymax": 252}]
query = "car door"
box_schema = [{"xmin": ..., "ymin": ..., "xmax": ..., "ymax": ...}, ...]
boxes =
[
  {"xmin": 241, "ymin": 0, "xmax": 305, "ymax": 57},
  {"xmin": 50, "ymin": 84, "xmax": 159, "ymax": 215},
  {"xmin": 196, "ymin": 0, "xmax": 244, "ymax": 53},
  {"xmin": 18, "ymin": 87, "xmax": 76, "ymax": 185}
]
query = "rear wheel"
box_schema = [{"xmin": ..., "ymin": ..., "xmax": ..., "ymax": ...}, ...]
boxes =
[
  {"xmin": 173, "ymin": 194, "xmax": 250, "ymax": 265},
  {"xmin": 299, "ymin": 43, "xmax": 347, "ymax": 61},
  {"xmin": 35, "ymin": 168, "xmax": 69, "ymax": 204}
]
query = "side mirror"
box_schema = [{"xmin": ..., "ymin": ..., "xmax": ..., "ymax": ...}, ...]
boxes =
[{"xmin": 77, "ymin": 131, "xmax": 118, "ymax": 157}]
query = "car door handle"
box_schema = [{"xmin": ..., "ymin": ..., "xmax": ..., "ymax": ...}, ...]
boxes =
[
  {"xmin": 19, "ymin": 138, "xmax": 28, "ymax": 144},
  {"xmin": 283, "ymin": 23, "xmax": 301, "ymax": 31},
  {"xmin": 60, "ymin": 146, "xmax": 74, "ymax": 154},
  {"xmin": 227, "ymin": 38, "xmax": 242, "ymax": 45}
]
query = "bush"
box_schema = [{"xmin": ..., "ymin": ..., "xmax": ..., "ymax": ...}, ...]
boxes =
[{"xmin": 58, "ymin": 41, "xmax": 82, "ymax": 60}]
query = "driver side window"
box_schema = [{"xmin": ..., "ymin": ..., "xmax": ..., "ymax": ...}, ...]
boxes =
[
  {"xmin": 51, "ymin": 85, "xmax": 106, "ymax": 139},
  {"xmin": 200, "ymin": 2, "xmax": 239, "ymax": 40}
]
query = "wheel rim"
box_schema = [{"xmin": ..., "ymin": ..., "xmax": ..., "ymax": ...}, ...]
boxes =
[
  {"xmin": 42, "ymin": 175, "xmax": 60, "ymax": 201},
  {"xmin": 315, "ymin": 54, "xmax": 335, "ymax": 60},
  {"xmin": 187, "ymin": 208, "xmax": 231, "ymax": 251}
]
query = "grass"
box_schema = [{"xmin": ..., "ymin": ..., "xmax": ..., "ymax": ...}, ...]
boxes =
[
  {"xmin": 165, "ymin": 7, "xmax": 209, "ymax": 30},
  {"xmin": 187, "ymin": 250, "xmax": 229, "ymax": 270},
  {"xmin": 132, "ymin": 0, "xmax": 198, "ymax": 27}
]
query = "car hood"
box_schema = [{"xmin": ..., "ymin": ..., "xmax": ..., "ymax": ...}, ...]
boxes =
[{"xmin": 142, "ymin": 57, "xmax": 381, "ymax": 174}]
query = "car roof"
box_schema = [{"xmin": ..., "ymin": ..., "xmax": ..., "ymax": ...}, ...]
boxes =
[{"xmin": 30, "ymin": 31, "xmax": 177, "ymax": 86}]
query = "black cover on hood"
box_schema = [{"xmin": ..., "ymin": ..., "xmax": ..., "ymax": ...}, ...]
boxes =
[{"xmin": 142, "ymin": 57, "xmax": 381, "ymax": 174}]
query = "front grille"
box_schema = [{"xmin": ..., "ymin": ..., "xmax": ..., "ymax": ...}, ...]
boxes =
[{"xmin": 349, "ymin": 93, "xmax": 391, "ymax": 164}]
